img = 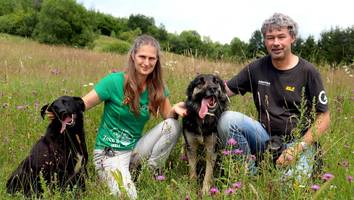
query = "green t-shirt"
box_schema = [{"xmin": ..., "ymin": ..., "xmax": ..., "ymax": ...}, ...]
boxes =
[{"xmin": 94, "ymin": 72, "xmax": 168, "ymax": 151}]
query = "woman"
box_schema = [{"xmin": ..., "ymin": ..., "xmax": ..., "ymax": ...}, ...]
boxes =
[{"xmin": 70, "ymin": 35, "xmax": 184, "ymax": 199}]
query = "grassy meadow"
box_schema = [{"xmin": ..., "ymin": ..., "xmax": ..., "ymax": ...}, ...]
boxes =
[{"xmin": 0, "ymin": 33, "xmax": 353, "ymax": 199}]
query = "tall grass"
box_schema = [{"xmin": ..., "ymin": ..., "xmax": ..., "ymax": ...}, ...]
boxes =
[{"xmin": 0, "ymin": 33, "xmax": 353, "ymax": 199}]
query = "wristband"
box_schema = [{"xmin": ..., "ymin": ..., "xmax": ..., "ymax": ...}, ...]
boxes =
[{"xmin": 300, "ymin": 141, "xmax": 309, "ymax": 150}]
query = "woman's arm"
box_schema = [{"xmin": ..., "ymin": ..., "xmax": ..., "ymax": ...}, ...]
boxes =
[
  {"xmin": 82, "ymin": 90, "xmax": 102, "ymax": 111},
  {"xmin": 160, "ymin": 98, "xmax": 187, "ymax": 119}
]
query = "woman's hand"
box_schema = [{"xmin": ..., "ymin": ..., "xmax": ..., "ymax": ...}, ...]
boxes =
[
  {"xmin": 172, "ymin": 102, "xmax": 187, "ymax": 117},
  {"xmin": 46, "ymin": 111, "xmax": 55, "ymax": 121}
]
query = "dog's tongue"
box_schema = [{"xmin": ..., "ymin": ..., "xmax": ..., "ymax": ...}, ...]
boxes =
[
  {"xmin": 60, "ymin": 116, "xmax": 72, "ymax": 133},
  {"xmin": 199, "ymin": 98, "xmax": 211, "ymax": 119}
]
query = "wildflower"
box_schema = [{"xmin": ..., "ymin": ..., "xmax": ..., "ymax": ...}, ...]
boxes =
[
  {"xmin": 209, "ymin": 187, "xmax": 219, "ymax": 196},
  {"xmin": 155, "ymin": 175, "xmax": 165, "ymax": 181},
  {"xmin": 322, "ymin": 173, "xmax": 334, "ymax": 181},
  {"xmin": 340, "ymin": 160, "xmax": 349, "ymax": 168},
  {"xmin": 51, "ymin": 68, "xmax": 60, "ymax": 75},
  {"xmin": 2, "ymin": 103, "xmax": 9, "ymax": 108},
  {"xmin": 16, "ymin": 105, "xmax": 27, "ymax": 110},
  {"xmin": 185, "ymin": 195, "xmax": 191, "ymax": 200},
  {"xmin": 347, "ymin": 175, "xmax": 353, "ymax": 183},
  {"xmin": 232, "ymin": 181, "xmax": 242, "ymax": 189},
  {"xmin": 180, "ymin": 154, "xmax": 188, "ymax": 161},
  {"xmin": 224, "ymin": 188, "xmax": 235, "ymax": 195},
  {"xmin": 223, "ymin": 150, "xmax": 231, "ymax": 156},
  {"xmin": 227, "ymin": 138, "xmax": 237, "ymax": 146},
  {"xmin": 34, "ymin": 101, "xmax": 40, "ymax": 110},
  {"xmin": 311, "ymin": 184, "xmax": 320, "ymax": 191},
  {"xmin": 32, "ymin": 90, "xmax": 38, "ymax": 96},
  {"xmin": 232, "ymin": 149, "xmax": 243, "ymax": 155}
]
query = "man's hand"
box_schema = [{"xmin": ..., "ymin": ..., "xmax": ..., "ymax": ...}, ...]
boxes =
[{"xmin": 276, "ymin": 144, "xmax": 302, "ymax": 167}]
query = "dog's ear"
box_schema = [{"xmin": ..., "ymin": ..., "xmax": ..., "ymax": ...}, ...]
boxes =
[
  {"xmin": 186, "ymin": 75, "xmax": 202, "ymax": 99},
  {"xmin": 216, "ymin": 75, "xmax": 226, "ymax": 93},
  {"xmin": 73, "ymin": 97, "xmax": 85, "ymax": 112},
  {"xmin": 40, "ymin": 104, "xmax": 49, "ymax": 119}
]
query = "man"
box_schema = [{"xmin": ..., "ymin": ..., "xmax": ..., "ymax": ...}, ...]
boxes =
[{"xmin": 217, "ymin": 13, "xmax": 330, "ymax": 179}]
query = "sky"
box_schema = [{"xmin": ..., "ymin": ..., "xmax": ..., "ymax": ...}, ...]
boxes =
[{"xmin": 78, "ymin": 0, "xmax": 353, "ymax": 44}]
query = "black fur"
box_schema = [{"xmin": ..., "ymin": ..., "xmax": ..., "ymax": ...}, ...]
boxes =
[
  {"xmin": 183, "ymin": 74, "xmax": 228, "ymax": 137},
  {"xmin": 182, "ymin": 74, "xmax": 228, "ymax": 194},
  {"xmin": 6, "ymin": 96, "xmax": 88, "ymax": 197}
]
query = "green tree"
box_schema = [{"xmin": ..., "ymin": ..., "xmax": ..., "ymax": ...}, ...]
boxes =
[
  {"xmin": 247, "ymin": 30, "xmax": 266, "ymax": 58},
  {"xmin": 127, "ymin": 14, "xmax": 154, "ymax": 34},
  {"xmin": 33, "ymin": 0, "xmax": 94, "ymax": 47},
  {"xmin": 301, "ymin": 35, "xmax": 319, "ymax": 62},
  {"xmin": 230, "ymin": 37, "xmax": 248, "ymax": 62},
  {"xmin": 292, "ymin": 37, "xmax": 304, "ymax": 55},
  {"xmin": 179, "ymin": 30, "xmax": 203, "ymax": 56},
  {"xmin": 318, "ymin": 26, "xmax": 353, "ymax": 66},
  {"xmin": 0, "ymin": 0, "xmax": 38, "ymax": 37}
]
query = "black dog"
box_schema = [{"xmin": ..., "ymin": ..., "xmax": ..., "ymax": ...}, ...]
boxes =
[
  {"xmin": 182, "ymin": 74, "xmax": 228, "ymax": 195},
  {"xmin": 6, "ymin": 96, "xmax": 88, "ymax": 197}
]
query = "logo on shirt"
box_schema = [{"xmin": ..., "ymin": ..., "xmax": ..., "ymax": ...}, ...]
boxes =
[
  {"xmin": 318, "ymin": 90, "xmax": 328, "ymax": 105},
  {"xmin": 258, "ymin": 80, "xmax": 270, "ymax": 87},
  {"xmin": 285, "ymin": 86, "xmax": 295, "ymax": 92}
]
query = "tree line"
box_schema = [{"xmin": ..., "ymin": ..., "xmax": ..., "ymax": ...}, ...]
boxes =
[{"xmin": 1, "ymin": 0, "xmax": 353, "ymax": 67}]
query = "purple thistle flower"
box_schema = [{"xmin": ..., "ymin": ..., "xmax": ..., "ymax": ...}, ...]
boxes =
[
  {"xmin": 232, "ymin": 181, "xmax": 242, "ymax": 189},
  {"xmin": 311, "ymin": 184, "xmax": 320, "ymax": 191},
  {"xmin": 50, "ymin": 68, "xmax": 60, "ymax": 75},
  {"xmin": 340, "ymin": 160, "xmax": 349, "ymax": 168},
  {"xmin": 155, "ymin": 175, "xmax": 165, "ymax": 181},
  {"xmin": 209, "ymin": 187, "xmax": 219, "ymax": 196},
  {"xmin": 347, "ymin": 175, "xmax": 353, "ymax": 183},
  {"xmin": 34, "ymin": 101, "xmax": 40, "ymax": 110},
  {"xmin": 227, "ymin": 138, "xmax": 237, "ymax": 146},
  {"xmin": 224, "ymin": 188, "xmax": 235, "ymax": 195},
  {"xmin": 16, "ymin": 105, "xmax": 27, "ymax": 110},
  {"xmin": 322, "ymin": 173, "xmax": 335, "ymax": 181},
  {"xmin": 180, "ymin": 154, "xmax": 188, "ymax": 161},
  {"xmin": 232, "ymin": 149, "xmax": 243, "ymax": 155},
  {"xmin": 223, "ymin": 150, "xmax": 231, "ymax": 156}
]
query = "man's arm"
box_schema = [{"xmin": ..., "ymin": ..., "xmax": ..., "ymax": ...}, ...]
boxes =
[
  {"xmin": 300, "ymin": 111, "xmax": 330, "ymax": 148},
  {"xmin": 276, "ymin": 111, "xmax": 330, "ymax": 166}
]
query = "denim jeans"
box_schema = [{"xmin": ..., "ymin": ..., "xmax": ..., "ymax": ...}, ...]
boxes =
[{"xmin": 217, "ymin": 111, "xmax": 316, "ymax": 181}]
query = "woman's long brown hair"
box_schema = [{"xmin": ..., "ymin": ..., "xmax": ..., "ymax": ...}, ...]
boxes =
[{"xmin": 124, "ymin": 35, "xmax": 165, "ymax": 116}]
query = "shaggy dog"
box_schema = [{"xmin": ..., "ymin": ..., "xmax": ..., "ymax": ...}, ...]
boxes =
[
  {"xmin": 6, "ymin": 96, "xmax": 88, "ymax": 197},
  {"xmin": 182, "ymin": 74, "xmax": 228, "ymax": 195}
]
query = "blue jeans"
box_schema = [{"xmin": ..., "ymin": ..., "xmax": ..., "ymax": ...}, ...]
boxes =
[{"xmin": 217, "ymin": 111, "xmax": 316, "ymax": 181}]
